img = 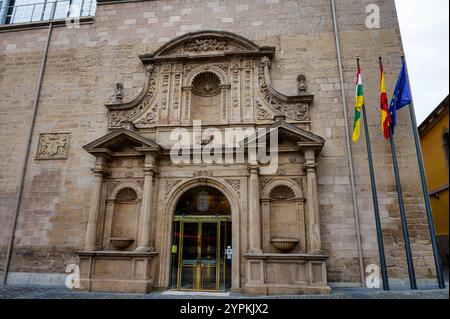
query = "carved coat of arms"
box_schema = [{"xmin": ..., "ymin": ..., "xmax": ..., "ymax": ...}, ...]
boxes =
[
  {"xmin": 36, "ymin": 133, "xmax": 70, "ymax": 160},
  {"xmin": 197, "ymin": 191, "xmax": 209, "ymax": 212}
]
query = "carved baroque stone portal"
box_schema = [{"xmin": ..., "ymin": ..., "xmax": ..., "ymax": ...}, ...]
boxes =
[
  {"xmin": 105, "ymin": 31, "xmax": 314, "ymax": 129},
  {"xmin": 78, "ymin": 31, "xmax": 329, "ymax": 296}
]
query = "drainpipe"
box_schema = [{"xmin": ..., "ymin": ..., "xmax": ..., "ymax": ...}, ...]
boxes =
[
  {"xmin": 1, "ymin": 23, "xmax": 54, "ymax": 285},
  {"xmin": 330, "ymin": 0, "xmax": 365, "ymax": 287}
]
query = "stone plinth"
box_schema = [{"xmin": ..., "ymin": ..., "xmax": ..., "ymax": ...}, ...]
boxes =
[
  {"xmin": 243, "ymin": 253, "xmax": 331, "ymax": 295},
  {"xmin": 76, "ymin": 251, "xmax": 158, "ymax": 294}
]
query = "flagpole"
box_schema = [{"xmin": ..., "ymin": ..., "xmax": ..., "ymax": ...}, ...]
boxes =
[
  {"xmin": 401, "ymin": 55, "xmax": 446, "ymax": 289},
  {"xmin": 358, "ymin": 58, "xmax": 390, "ymax": 291},
  {"xmin": 389, "ymin": 124, "xmax": 417, "ymax": 289}
]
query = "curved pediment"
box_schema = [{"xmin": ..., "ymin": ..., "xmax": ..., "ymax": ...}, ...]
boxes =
[{"xmin": 139, "ymin": 30, "xmax": 275, "ymax": 63}]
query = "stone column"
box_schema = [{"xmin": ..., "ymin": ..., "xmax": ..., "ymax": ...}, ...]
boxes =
[
  {"xmin": 248, "ymin": 166, "xmax": 262, "ymax": 254},
  {"xmin": 137, "ymin": 153, "xmax": 158, "ymax": 252},
  {"xmin": 304, "ymin": 149, "xmax": 322, "ymax": 254},
  {"xmin": 85, "ymin": 162, "xmax": 109, "ymax": 251}
]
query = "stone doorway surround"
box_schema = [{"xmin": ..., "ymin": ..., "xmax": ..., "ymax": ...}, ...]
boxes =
[
  {"xmin": 76, "ymin": 30, "xmax": 331, "ymax": 295},
  {"xmin": 160, "ymin": 178, "xmax": 241, "ymax": 292}
]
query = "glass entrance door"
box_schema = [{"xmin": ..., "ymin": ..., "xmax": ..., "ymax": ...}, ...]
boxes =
[
  {"xmin": 171, "ymin": 217, "xmax": 231, "ymax": 292},
  {"xmin": 180, "ymin": 222, "xmax": 198, "ymax": 290},
  {"xmin": 199, "ymin": 222, "xmax": 219, "ymax": 290}
]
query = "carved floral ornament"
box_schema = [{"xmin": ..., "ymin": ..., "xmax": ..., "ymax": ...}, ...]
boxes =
[
  {"xmin": 185, "ymin": 38, "xmax": 228, "ymax": 52},
  {"xmin": 104, "ymin": 31, "xmax": 314, "ymax": 129},
  {"xmin": 225, "ymin": 179, "xmax": 241, "ymax": 198}
]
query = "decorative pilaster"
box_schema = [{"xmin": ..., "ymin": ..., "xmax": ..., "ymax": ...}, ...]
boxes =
[
  {"xmin": 248, "ymin": 166, "xmax": 262, "ymax": 254},
  {"xmin": 261, "ymin": 199, "xmax": 271, "ymax": 253},
  {"xmin": 304, "ymin": 149, "xmax": 321, "ymax": 254},
  {"xmin": 85, "ymin": 158, "xmax": 110, "ymax": 251},
  {"xmin": 136, "ymin": 153, "xmax": 158, "ymax": 252}
]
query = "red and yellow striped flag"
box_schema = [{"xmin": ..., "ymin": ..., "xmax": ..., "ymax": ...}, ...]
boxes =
[{"xmin": 380, "ymin": 59, "xmax": 391, "ymax": 139}]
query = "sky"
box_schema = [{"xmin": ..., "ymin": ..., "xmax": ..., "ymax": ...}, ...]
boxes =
[{"xmin": 395, "ymin": 0, "xmax": 449, "ymax": 124}]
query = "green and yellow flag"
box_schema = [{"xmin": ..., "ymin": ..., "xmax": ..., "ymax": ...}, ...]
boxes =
[{"xmin": 352, "ymin": 61, "xmax": 364, "ymax": 142}]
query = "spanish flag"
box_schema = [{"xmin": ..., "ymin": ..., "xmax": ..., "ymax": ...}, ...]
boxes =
[
  {"xmin": 379, "ymin": 58, "xmax": 391, "ymax": 139},
  {"xmin": 352, "ymin": 61, "xmax": 364, "ymax": 142}
]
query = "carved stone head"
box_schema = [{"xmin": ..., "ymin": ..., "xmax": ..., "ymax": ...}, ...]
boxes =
[
  {"xmin": 115, "ymin": 82, "xmax": 125, "ymax": 102},
  {"xmin": 297, "ymin": 74, "xmax": 307, "ymax": 94}
]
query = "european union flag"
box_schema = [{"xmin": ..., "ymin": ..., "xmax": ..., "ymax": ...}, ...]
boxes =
[{"xmin": 389, "ymin": 61, "xmax": 412, "ymax": 134}]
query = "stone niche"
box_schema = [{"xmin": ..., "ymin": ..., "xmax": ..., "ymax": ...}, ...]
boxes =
[
  {"xmin": 104, "ymin": 182, "xmax": 142, "ymax": 251},
  {"xmin": 76, "ymin": 129, "xmax": 161, "ymax": 294},
  {"xmin": 243, "ymin": 122, "xmax": 330, "ymax": 296},
  {"xmin": 243, "ymin": 178, "xmax": 329, "ymax": 295},
  {"xmin": 262, "ymin": 179, "xmax": 306, "ymax": 254}
]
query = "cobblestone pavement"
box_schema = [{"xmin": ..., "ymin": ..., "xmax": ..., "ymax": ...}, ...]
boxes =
[{"xmin": 0, "ymin": 285, "xmax": 448, "ymax": 299}]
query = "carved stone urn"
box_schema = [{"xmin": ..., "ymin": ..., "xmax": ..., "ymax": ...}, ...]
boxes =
[{"xmin": 270, "ymin": 238, "xmax": 299, "ymax": 252}]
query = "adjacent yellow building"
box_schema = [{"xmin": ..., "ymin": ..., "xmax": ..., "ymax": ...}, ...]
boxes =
[{"xmin": 419, "ymin": 95, "xmax": 449, "ymax": 266}]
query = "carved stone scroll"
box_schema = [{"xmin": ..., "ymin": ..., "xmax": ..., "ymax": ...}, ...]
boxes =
[
  {"xmin": 258, "ymin": 57, "xmax": 313, "ymax": 122},
  {"xmin": 108, "ymin": 66, "xmax": 159, "ymax": 128}
]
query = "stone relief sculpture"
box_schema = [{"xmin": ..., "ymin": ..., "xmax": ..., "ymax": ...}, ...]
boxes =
[
  {"xmin": 185, "ymin": 38, "xmax": 228, "ymax": 52},
  {"xmin": 103, "ymin": 31, "xmax": 315, "ymax": 129},
  {"xmin": 36, "ymin": 133, "xmax": 70, "ymax": 160},
  {"xmin": 225, "ymin": 179, "xmax": 241, "ymax": 197},
  {"xmin": 114, "ymin": 83, "xmax": 125, "ymax": 103},
  {"xmin": 165, "ymin": 179, "xmax": 182, "ymax": 197},
  {"xmin": 297, "ymin": 74, "xmax": 307, "ymax": 94}
]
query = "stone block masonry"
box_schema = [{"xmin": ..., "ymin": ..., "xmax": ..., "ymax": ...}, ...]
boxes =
[{"xmin": 0, "ymin": 0, "xmax": 436, "ymax": 289}]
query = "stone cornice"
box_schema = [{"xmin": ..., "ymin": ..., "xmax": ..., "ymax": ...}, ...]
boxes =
[
  {"xmin": 91, "ymin": 168, "xmax": 112, "ymax": 177},
  {"xmin": 243, "ymin": 253, "xmax": 328, "ymax": 261},
  {"xmin": 76, "ymin": 250, "xmax": 158, "ymax": 258}
]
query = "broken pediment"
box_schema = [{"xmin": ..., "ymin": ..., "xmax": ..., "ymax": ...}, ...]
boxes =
[{"xmin": 83, "ymin": 129, "xmax": 162, "ymax": 157}]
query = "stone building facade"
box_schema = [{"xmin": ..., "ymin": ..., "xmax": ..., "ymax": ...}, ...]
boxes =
[{"xmin": 0, "ymin": 0, "xmax": 437, "ymax": 294}]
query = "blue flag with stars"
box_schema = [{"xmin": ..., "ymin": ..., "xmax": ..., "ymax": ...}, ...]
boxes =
[{"xmin": 389, "ymin": 61, "xmax": 412, "ymax": 135}]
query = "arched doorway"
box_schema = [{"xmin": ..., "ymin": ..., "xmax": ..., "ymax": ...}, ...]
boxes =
[{"xmin": 170, "ymin": 186, "xmax": 232, "ymax": 292}]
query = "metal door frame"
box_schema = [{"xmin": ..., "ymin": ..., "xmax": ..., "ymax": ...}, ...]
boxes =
[{"xmin": 174, "ymin": 215, "xmax": 231, "ymax": 292}]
